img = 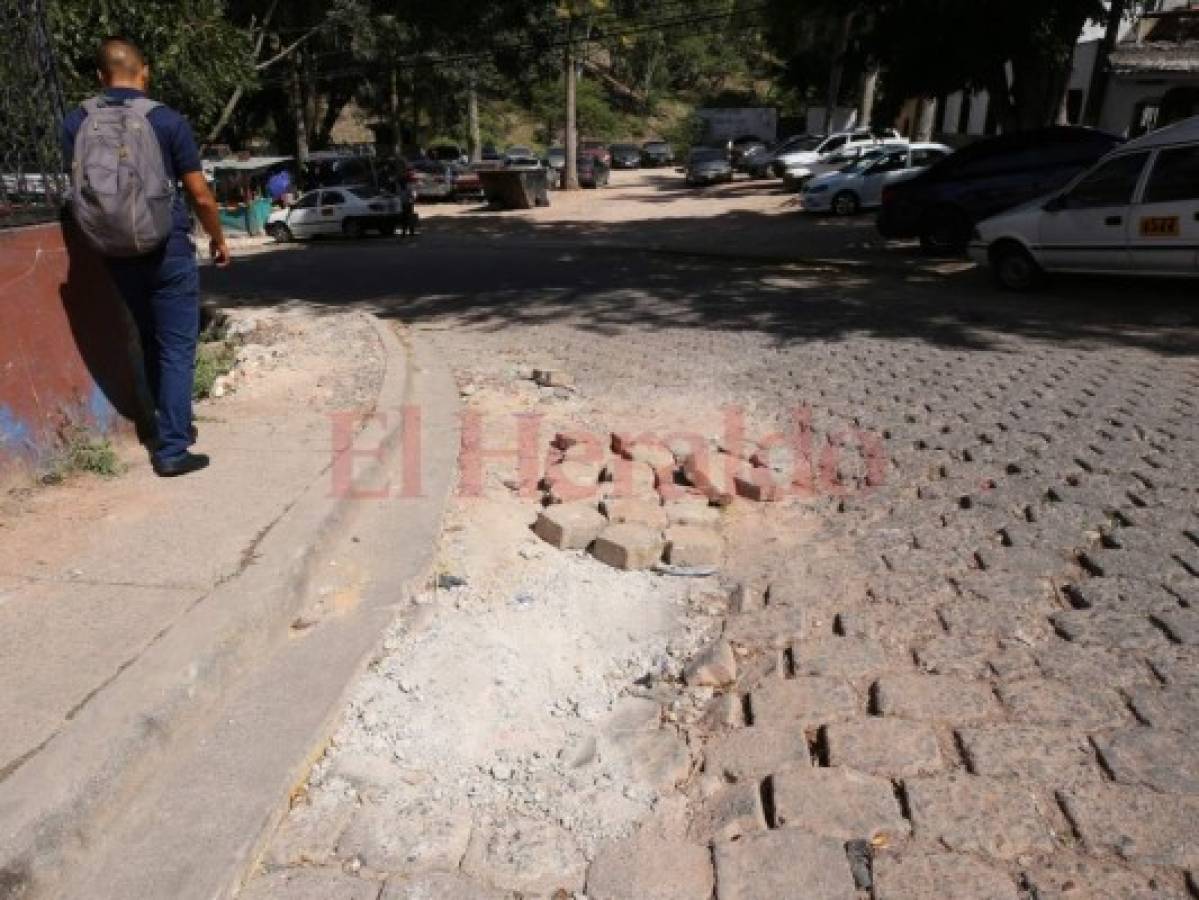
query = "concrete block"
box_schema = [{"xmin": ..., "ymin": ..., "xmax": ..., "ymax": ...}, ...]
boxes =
[
  {"xmin": 592, "ymin": 523, "xmax": 665, "ymax": 570},
  {"xmin": 601, "ymin": 497, "xmax": 669, "ymax": 529},
  {"xmin": 534, "ymin": 503, "xmax": 607, "ymax": 549},
  {"xmin": 665, "ymin": 526, "xmax": 722, "ymax": 568}
]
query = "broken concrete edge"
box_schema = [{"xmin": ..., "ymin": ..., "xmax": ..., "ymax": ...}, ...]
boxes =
[{"xmin": 0, "ymin": 313, "xmax": 440, "ymax": 898}]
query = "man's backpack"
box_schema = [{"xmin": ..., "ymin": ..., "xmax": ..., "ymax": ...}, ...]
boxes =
[{"xmin": 70, "ymin": 97, "xmax": 175, "ymax": 257}]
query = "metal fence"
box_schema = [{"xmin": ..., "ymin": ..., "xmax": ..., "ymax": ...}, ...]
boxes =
[{"xmin": 1, "ymin": 0, "xmax": 69, "ymax": 229}]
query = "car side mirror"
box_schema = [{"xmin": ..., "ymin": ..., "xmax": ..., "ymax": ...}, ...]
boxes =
[{"xmin": 1044, "ymin": 194, "xmax": 1068, "ymax": 213}]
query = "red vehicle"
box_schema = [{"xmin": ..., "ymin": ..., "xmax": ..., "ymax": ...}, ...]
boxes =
[{"xmin": 580, "ymin": 140, "xmax": 611, "ymax": 166}]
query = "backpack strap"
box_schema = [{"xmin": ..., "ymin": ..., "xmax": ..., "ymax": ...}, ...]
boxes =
[
  {"xmin": 81, "ymin": 96, "xmax": 162, "ymax": 116},
  {"xmin": 128, "ymin": 98, "xmax": 163, "ymax": 116}
]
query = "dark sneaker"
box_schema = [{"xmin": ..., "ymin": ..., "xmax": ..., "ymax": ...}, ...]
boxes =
[{"xmin": 153, "ymin": 452, "xmax": 210, "ymax": 478}]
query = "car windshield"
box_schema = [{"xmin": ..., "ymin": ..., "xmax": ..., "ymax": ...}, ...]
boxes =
[
  {"xmin": 612, "ymin": 144, "xmax": 638, "ymax": 153},
  {"xmin": 690, "ymin": 149, "xmax": 726, "ymax": 163},
  {"xmin": 645, "ymin": 142, "xmax": 669, "ymax": 150},
  {"xmin": 548, "ymin": 148, "xmax": 565, "ymax": 160},
  {"xmin": 842, "ymin": 152, "xmax": 892, "ymax": 173},
  {"xmin": 352, "ymin": 186, "xmax": 384, "ymax": 198}
]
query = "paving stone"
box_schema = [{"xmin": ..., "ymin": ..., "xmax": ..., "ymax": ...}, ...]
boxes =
[
  {"xmin": 957, "ymin": 726, "xmax": 1100, "ymax": 784},
  {"xmin": 713, "ymin": 829, "xmax": 856, "ymax": 900},
  {"xmin": 264, "ymin": 782, "xmax": 358, "ymax": 867},
  {"xmin": 915, "ymin": 635, "xmax": 997, "ymax": 679},
  {"xmin": 684, "ymin": 639, "xmax": 736, "ymax": 687},
  {"xmin": 461, "ymin": 814, "xmax": 586, "ymax": 895},
  {"xmin": 1059, "ymin": 782, "xmax": 1199, "ymax": 868},
  {"xmin": 337, "ymin": 795, "xmax": 471, "ymax": 875},
  {"xmin": 608, "ymin": 728, "xmax": 692, "ymax": 791},
  {"xmin": 695, "ymin": 692, "xmax": 743, "ymax": 734},
  {"xmin": 533, "ymin": 503, "xmax": 607, "ymax": 550},
  {"xmin": 734, "ymin": 469, "xmax": 787, "ymax": 502},
  {"xmin": 591, "ymin": 523, "xmax": 665, "ymax": 570},
  {"xmin": 1148, "ymin": 647, "xmax": 1199, "ymax": 689},
  {"xmin": 586, "ymin": 835, "xmax": 714, "ymax": 900},
  {"xmin": 904, "ymin": 775, "xmax": 1057, "ymax": 859},
  {"xmin": 937, "ymin": 601, "xmax": 1051, "ymax": 642},
  {"xmin": 723, "ymin": 606, "xmax": 811, "ymax": 651},
  {"xmin": 688, "ymin": 781, "xmax": 767, "ymax": 843},
  {"xmin": 1152, "ymin": 607, "xmax": 1199, "ymax": 645},
  {"xmin": 1035, "ymin": 642, "xmax": 1156, "ymax": 689},
  {"xmin": 239, "ymin": 868, "xmax": 381, "ymax": 900},
  {"xmin": 1094, "ymin": 727, "xmax": 1199, "ymax": 793},
  {"xmin": 601, "ymin": 459, "xmax": 658, "ymax": 499},
  {"xmin": 772, "ymin": 765, "xmax": 910, "ymax": 842},
  {"xmin": 836, "ymin": 605, "xmax": 943, "ymax": 646},
  {"xmin": 873, "ymin": 674, "xmax": 1001, "ymax": 723},
  {"xmin": 748, "ymin": 676, "xmax": 860, "ymax": 729},
  {"xmin": 872, "ymin": 852, "xmax": 1019, "ymax": 900},
  {"xmin": 825, "ymin": 718, "xmax": 944, "ymax": 777},
  {"xmin": 788, "ymin": 637, "xmax": 890, "ymax": 682},
  {"xmin": 1052, "ymin": 609, "xmax": 1170, "ymax": 651},
  {"xmin": 600, "ymin": 497, "xmax": 669, "ymax": 529},
  {"xmin": 1125, "ymin": 685, "xmax": 1199, "ymax": 732},
  {"xmin": 664, "ymin": 498, "xmax": 722, "ymax": 527},
  {"xmin": 1021, "ymin": 854, "xmax": 1189, "ymax": 900},
  {"xmin": 996, "ymin": 678, "xmax": 1128, "ymax": 729},
  {"xmin": 682, "ymin": 453, "xmax": 738, "ymax": 506},
  {"xmin": 665, "ymin": 526, "xmax": 723, "ymax": 568},
  {"xmin": 625, "ymin": 441, "xmax": 677, "ymax": 470},
  {"xmin": 703, "ymin": 727, "xmax": 811, "ymax": 780},
  {"xmin": 381, "ymin": 872, "xmax": 510, "ymax": 900},
  {"xmin": 543, "ymin": 460, "xmax": 604, "ymax": 503}
]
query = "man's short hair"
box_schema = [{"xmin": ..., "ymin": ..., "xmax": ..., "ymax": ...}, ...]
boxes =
[{"xmin": 97, "ymin": 36, "xmax": 146, "ymax": 79}]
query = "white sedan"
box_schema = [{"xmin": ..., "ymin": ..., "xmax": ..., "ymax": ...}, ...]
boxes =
[
  {"xmin": 802, "ymin": 143, "xmax": 953, "ymax": 216},
  {"xmin": 970, "ymin": 116, "xmax": 1199, "ymax": 290},
  {"xmin": 266, "ymin": 186, "xmax": 399, "ymax": 241}
]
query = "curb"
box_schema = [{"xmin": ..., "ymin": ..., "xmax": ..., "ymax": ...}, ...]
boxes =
[{"xmin": 0, "ymin": 314, "xmax": 458, "ymax": 898}]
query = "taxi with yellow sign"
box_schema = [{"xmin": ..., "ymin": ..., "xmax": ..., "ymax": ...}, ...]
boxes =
[{"xmin": 969, "ymin": 116, "xmax": 1199, "ymax": 291}]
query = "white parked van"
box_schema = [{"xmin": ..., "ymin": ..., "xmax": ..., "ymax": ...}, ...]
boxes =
[{"xmin": 969, "ymin": 116, "xmax": 1199, "ymax": 290}]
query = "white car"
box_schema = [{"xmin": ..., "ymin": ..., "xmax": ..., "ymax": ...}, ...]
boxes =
[
  {"xmin": 969, "ymin": 116, "xmax": 1199, "ymax": 291},
  {"xmin": 783, "ymin": 141, "xmax": 909, "ymax": 192},
  {"xmin": 266, "ymin": 186, "xmax": 399, "ymax": 241},
  {"xmin": 802, "ymin": 143, "xmax": 953, "ymax": 216},
  {"xmin": 773, "ymin": 128, "xmax": 905, "ymax": 176}
]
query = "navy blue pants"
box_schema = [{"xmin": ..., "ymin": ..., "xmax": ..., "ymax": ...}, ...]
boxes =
[{"xmin": 107, "ymin": 252, "xmax": 200, "ymax": 466}]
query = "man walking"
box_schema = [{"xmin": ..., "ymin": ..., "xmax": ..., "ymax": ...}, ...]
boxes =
[{"xmin": 63, "ymin": 36, "xmax": 230, "ymax": 477}]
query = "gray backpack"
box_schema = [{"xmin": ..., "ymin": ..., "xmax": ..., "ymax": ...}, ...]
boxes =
[{"xmin": 71, "ymin": 97, "xmax": 175, "ymax": 257}]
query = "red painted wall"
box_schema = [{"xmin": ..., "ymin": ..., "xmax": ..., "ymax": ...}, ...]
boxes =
[{"xmin": 0, "ymin": 221, "xmax": 142, "ymax": 482}]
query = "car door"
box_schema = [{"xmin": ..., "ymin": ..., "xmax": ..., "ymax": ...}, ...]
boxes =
[
  {"xmin": 285, "ymin": 191, "xmax": 321, "ymax": 238},
  {"xmin": 316, "ymin": 190, "xmax": 347, "ymax": 234},
  {"xmin": 1129, "ymin": 144, "xmax": 1199, "ymax": 275},
  {"xmin": 1038, "ymin": 151, "xmax": 1150, "ymax": 273},
  {"xmin": 859, "ymin": 151, "xmax": 909, "ymax": 206}
]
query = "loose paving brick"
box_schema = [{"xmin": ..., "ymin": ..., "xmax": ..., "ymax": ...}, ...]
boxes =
[
  {"xmin": 957, "ymin": 726, "xmax": 1101, "ymax": 784},
  {"xmin": 713, "ymin": 829, "xmax": 856, "ymax": 900},
  {"xmin": 533, "ymin": 503, "xmax": 607, "ymax": 550},
  {"xmin": 591, "ymin": 523, "xmax": 665, "ymax": 570},
  {"xmin": 872, "ymin": 852, "xmax": 1020, "ymax": 900},
  {"xmin": 586, "ymin": 835, "xmax": 714, "ymax": 900},
  {"xmin": 996, "ymin": 678, "xmax": 1128, "ymax": 729},
  {"xmin": 748, "ymin": 676, "xmax": 860, "ymax": 729},
  {"xmin": 665, "ymin": 525, "xmax": 723, "ymax": 568},
  {"xmin": 825, "ymin": 718, "xmax": 944, "ymax": 777},
  {"xmin": 873, "ymin": 674, "xmax": 1002, "ymax": 723},
  {"xmin": 1059, "ymin": 782, "xmax": 1199, "ymax": 868},
  {"xmin": 664, "ymin": 497, "xmax": 722, "ymax": 527},
  {"xmin": 904, "ymin": 775, "xmax": 1058, "ymax": 859},
  {"xmin": 600, "ymin": 497, "xmax": 669, "ymax": 529},
  {"xmin": 772, "ymin": 765, "xmax": 910, "ymax": 842},
  {"xmin": 1093, "ymin": 728, "xmax": 1199, "ymax": 794},
  {"xmin": 703, "ymin": 727, "xmax": 811, "ymax": 780}
]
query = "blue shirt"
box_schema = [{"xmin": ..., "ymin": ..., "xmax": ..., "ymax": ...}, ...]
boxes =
[{"xmin": 62, "ymin": 87, "xmax": 203, "ymax": 259}]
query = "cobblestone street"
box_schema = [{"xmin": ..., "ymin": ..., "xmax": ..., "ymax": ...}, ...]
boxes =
[{"xmin": 220, "ymin": 234, "xmax": 1199, "ymax": 899}]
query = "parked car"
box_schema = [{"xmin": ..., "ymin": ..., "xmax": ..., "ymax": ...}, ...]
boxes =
[
  {"xmin": 429, "ymin": 144, "xmax": 467, "ymax": 164},
  {"xmin": 504, "ymin": 146, "xmax": 540, "ymax": 167},
  {"xmin": 802, "ymin": 143, "xmax": 953, "ymax": 215},
  {"xmin": 685, "ymin": 148, "xmax": 734, "ymax": 186},
  {"xmin": 730, "ymin": 135, "xmax": 769, "ymax": 169},
  {"xmin": 481, "ymin": 143, "xmax": 502, "ymax": 162},
  {"xmin": 782, "ymin": 141, "xmax": 908, "ymax": 191},
  {"xmin": 969, "ymin": 116, "xmax": 1199, "ymax": 290},
  {"xmin": 407, "ymin": 159, "xmax": 456, "ymax": 200},
  {"xmin": 878, "ymin": 126, "xmax": 1125, "ymax": 253},
  {"xmin": 267, "ymin": 186, "xmax": 398, "ymax": 241},
  {"xmin": 641, "ymin": 140, "xmax": 675, "ymax": 167},
  {"xmin": 577, "ymin": 154, "xmax": 611, "ymax": 188},
  {"xmin": 450, "ymin": 164, "xmax": 485, "ymax": 202},
  {"xmin": 744, "ymin": 134, "xmax": 822, "ymax": 179},
  {"xmin": 581, "ymin": 141, "xmax": 612, "ymax": 166},
  {"xmin": 610, "ymin": 143, "xmax": 642, "ymax": 169},
  {"xmin": 773, "ymin": 129, "xmax": 904, "ymax": 177}
]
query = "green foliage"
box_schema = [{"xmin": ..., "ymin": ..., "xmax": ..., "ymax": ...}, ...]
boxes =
[
  {"xmin": 42, "ymin": 425, "xmax": 123, "ymax": 483},
  {"xmin": 194, "ymin": 341, "xmax": 237, "ymax": 400},
  {"xmin": 48, "ymin": 0, "xmax": 254, "ymax": 135}
]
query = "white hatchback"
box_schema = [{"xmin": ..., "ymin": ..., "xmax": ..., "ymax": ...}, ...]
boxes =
[
  {"xmin": 802, "ymin": 143, "xmax": 953, "ymax": 216},
  {"xmin": 970, "ymin": 116, "xmax": 1199, "ymax": 290},
  {"xmin": 267, "ymin": 186, "xmax": 399, "ymax": 241}
]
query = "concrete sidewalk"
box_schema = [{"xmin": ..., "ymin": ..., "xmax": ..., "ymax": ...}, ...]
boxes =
[{"xmin": 0, "ymin": 308, "xmax": 459, "ymax": 898}]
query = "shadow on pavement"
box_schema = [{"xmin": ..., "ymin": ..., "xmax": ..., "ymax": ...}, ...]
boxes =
[{"xmin": 203, "ymin": 211, "xmax": 1199, "ymax": 359}]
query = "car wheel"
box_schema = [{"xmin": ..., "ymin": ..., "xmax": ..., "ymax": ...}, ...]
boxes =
[
  {"xmin": 269, "ymin": 223, "xmax": 293, "ymax": 243},
  {"xmin": 378, "ymin": 222, "xmax": 397, "ymax": 237},
  {"xmin": 832, "ymin": 192, "xmax": 860, "ymax": 216},
  {"xmin": 990, "ymin": 241, "xmax": 1044, "ymax": 292},
  {"xmin": 342, "ymin": 218, "xmax": 364, "ymax": 239},
  {"xmin": 920, "ymin": 208, "xmax": 971, "ymax": 255}
]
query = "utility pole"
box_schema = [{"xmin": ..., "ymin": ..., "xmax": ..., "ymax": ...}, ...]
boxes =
[
  {"xmin": 467, "ymin": 69, "xmax": 482, "ymax": 163},
  {"xmin": 859, "ymin": 66, "xmax": 880, "ymax": 128},
  {"xmin": 564, "ymin": 17, "xmax": 580, "ymax": 191},
  {"xmin": 289, "ymin": 53, "xmax": 310, "ymax": 166}
]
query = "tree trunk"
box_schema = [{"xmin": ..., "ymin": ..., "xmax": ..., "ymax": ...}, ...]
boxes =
[
  {"xmin": 467, "ymin": 71, "xmax": 481, "ymax": 163},
  {"xmin": 205, "ymin": 0, "xmax": 280, "ymax": 144},
  {"xmin": 564, "ymin": 23, "xmax": 579, "ymax": 191},
  {"xmin": 824, "ymin": 10, "xmax": 856, "ymax": 134},
  {"xmin": 859, "ymin": 66, "xmax": 880, "ymax": 128},
  {"xmin": 289, "ymin": 55, "xmax": 310, "ymax": 166},
  {"xmin": 389, "ymin": 66, "xmax": 403, "ymax": 160},
  {"xmin": 915, "ymin": 97, "xmax": 937, "ymax": 141},
  {"xmin": 1084, "ymin": 0, "xmax": 1126, "ymax": 127}
]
